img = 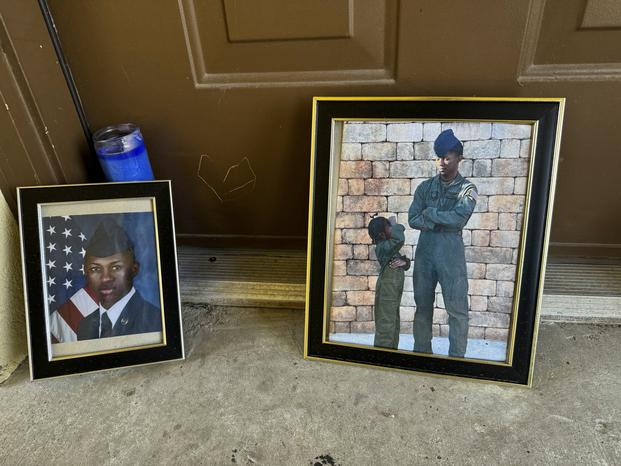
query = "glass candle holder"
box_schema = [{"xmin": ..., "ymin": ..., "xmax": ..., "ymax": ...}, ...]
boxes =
[{"xmin": 93, "ymin": 123, "xmax": 155, "ymax": 182}]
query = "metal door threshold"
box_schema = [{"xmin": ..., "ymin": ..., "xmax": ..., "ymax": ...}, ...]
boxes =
[
  {"xmin": 541, "ymin": 259, "xmax": 621, "ymax": 323},
  {"xmin": 178, "ymin": 246, "xmax": 306, "ymax": 309},
  {"xmin": 178, "ymin": 247, "xmax": 621, "ymax": 322}
]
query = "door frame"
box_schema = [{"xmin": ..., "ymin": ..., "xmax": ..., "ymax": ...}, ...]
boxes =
[{"xmin": 0, "ymin": 0, "xmax": 92, "ymax": 215}]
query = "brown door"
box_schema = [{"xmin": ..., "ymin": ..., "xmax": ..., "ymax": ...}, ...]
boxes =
[{"xmin": 32, "ymin": 0, "xmax": 621, "ymax": 255}]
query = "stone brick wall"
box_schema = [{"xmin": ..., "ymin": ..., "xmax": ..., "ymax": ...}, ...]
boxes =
[{"xmin": 329, "ymin": 121, "xmax": 532, "ymax": 341}]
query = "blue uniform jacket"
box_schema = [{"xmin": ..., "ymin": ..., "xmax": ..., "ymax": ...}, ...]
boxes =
[{"xmin": 77, "ymin": 291, "xmax": 162, "ymax": 340}]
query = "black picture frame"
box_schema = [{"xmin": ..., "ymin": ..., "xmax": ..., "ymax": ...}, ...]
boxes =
[
  {"xmin": 18, "ymin": 180, "xmax": 184, "ymax": 380},
  {"xmin": 304, "ymin": 97, "xmax": 565, "ymax": 386}
]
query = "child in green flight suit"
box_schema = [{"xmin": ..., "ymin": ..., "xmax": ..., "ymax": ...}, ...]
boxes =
[{"xmin": 368, "ymin": 216, "xmax": 411, "ymax": 349}]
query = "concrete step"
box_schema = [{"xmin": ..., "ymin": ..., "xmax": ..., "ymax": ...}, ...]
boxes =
[
  {"xmin": 178, "ymin": 246, "xmax": 621, "ymax": 322},
  {"xmin": 540, "ymin": 294, "xmax": 621, "ymax": 324}
]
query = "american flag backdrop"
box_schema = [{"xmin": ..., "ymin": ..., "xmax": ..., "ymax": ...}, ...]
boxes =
[
  {"xmin": 42, "ymin": 215, "xmax": 96, "ymax": 343},
  {"xmin": 41, "ymin": 211, "xmax": 160, "ymax": 343}
]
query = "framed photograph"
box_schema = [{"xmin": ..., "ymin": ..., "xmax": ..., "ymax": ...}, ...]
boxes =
[
  {"xmin": 18, "ymin": 180, "xmax": 184, "ymax": 380},
  {"xmin": 304, "ymin": 97, "xmax": 565, "ymax": 386}
]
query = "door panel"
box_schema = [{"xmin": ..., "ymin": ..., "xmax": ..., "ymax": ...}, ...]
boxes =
[
  {"xmin": 581, "ymin": 0, "xmax": 621, "ymax": 29},
  {"xmin": 181, "ymin": 0, "xmax": 397, "ymax": 86},
  {"xmin": 45, "ymin": 0, "xmax": 621, "ymax": 255},
  {"xmin": 536, "ymin": 0, "xmax": 621, "ymax": 64},
  {"xmin": 222, "ymin": 0, "xmax": 352, "ymax": 42}
]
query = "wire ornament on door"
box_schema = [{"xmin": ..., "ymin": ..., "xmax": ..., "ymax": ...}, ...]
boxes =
[{"xmin": 197, "ymin": 154, "xmax": 257, "ymax": 202}]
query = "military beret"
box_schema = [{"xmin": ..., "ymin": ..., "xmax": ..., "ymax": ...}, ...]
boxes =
[
  {"xmin": 86, "ymin": 220, "xmax": 134, "ymax": 257},
  {"xmin": 434, "ymin": 129, "xmax": 463, "ymax": 157}
]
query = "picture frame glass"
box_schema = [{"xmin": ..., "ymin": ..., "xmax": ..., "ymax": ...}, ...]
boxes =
[
  {"xmin": 327, "ymin": 119, "xmax": 533, "ymax": 365},
  {"xmin": 40, "ymin": 197, "xmax": 165, "ymax": 360}
]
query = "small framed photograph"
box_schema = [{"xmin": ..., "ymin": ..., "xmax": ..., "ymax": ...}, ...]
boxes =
[
  {"xmin": 305, "ymin": 97, "xmax": 565, "ymax": 386},
  {"xmin": 18, "ymin": 180, "xmax": 184, "ymax": 380}
]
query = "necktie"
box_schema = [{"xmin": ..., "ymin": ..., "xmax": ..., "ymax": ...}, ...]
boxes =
[{"xmin": 100, "ymin": 312, "xmax": 113, "ymax": 338}]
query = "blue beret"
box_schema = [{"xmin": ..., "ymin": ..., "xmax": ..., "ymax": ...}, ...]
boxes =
[{"xmin": 434, "ymin": 129, "xmax": 463, "ymax": 157}]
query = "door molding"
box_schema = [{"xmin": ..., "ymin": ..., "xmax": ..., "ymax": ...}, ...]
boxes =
[
  {"xmin": 518, "ymin": 0, "xmax": 621, "ymax": 83},
  {"xmin": 178, "ymin": 0, "xmax": 399, "ymax": 88},
  {"xmin": 0, "ymin": 0, "xmax": 90, "ymax": 215}
]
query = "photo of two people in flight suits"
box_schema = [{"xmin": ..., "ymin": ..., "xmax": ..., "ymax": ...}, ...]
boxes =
[{"xmin": 369, "ymin": 129, "xmax": 478, "ymax": 358}]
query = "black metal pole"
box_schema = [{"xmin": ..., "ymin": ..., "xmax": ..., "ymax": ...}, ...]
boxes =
[{"xmin": 37, "ymin": 0, "xmax": 94, "ymax": 151}]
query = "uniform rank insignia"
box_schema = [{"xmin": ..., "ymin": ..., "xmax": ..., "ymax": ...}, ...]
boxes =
[{"xmin": 467, "ymin": 188, "xmax": 478, "ymax": 201}]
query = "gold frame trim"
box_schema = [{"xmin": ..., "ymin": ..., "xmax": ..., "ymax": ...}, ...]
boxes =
[
  {"xmin": 304, "ymin": 96, "xmax": 566, "ymax": 386},
  {"xmin": 314, "ymin": 96, "xmax": 564, "ymax": 102}
]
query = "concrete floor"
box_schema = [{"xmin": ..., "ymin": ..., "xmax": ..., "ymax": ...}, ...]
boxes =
[{"xmin": 1, "ymin": 305, "xmax": 620, "ymax": 465}]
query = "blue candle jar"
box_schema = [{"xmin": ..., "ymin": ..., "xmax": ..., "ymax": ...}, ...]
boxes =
[{"xmin": 93, "ymin": 123, "xmax": 155, "ymax": 182}]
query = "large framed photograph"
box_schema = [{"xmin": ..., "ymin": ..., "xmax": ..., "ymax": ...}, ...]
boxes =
[
  {"xmin": 18, "ymin": 180, "xmax": 184, "ymax": 380},
  {"xmin": 305, "ymin": 97, "xmax": 565, "ymax": 386}
]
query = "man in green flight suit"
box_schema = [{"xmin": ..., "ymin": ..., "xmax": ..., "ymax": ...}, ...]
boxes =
[{"xmin": 408, "ymin": 129, "xmax": 478, "ymax": 357}]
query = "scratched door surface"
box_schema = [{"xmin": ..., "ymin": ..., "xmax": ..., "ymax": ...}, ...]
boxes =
[{"xmin": 46, "ymin": 0, "xmax": 621, "ymax": 255}]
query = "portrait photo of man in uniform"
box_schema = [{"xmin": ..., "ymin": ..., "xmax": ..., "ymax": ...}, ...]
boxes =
[
  {"xmin": 328, "ymin": 119, "xmax": 533, "ymax": 362},
  {"xmin": 76, "ymin": 220, "xmax": 162, "ymax": 340},
  {"xmin": 43, "ymin": 202, "xmax": 165, "ymax": 358}
]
